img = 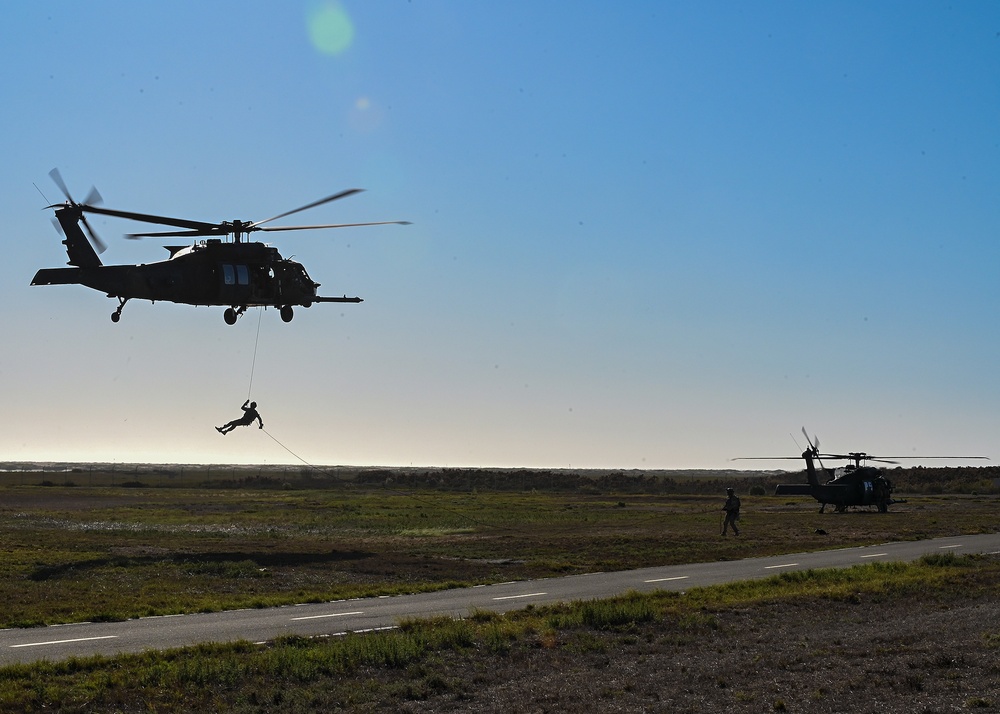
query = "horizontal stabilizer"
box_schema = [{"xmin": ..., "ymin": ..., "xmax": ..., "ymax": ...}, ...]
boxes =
[{"xmin": 31, "ymin": 268, "xmax": 84, "ymax": 286}]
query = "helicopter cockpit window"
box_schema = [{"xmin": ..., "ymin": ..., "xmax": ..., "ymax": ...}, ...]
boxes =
[
  {"xmin": 222, "ymin": 264, "xmax": 235, "ymax": 286},
  {"xmin": 295, "ymin": 264, "xmax": 312, "ymax": 284}
]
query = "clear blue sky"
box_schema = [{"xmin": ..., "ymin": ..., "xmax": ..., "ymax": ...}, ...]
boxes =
[{"xmin": 1, "ymin": 1, "xmax": 997, "ymax": 469}]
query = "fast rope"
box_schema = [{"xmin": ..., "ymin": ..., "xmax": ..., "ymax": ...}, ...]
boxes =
[
  {"xmin": 260, "ymin": 428, "xmax": 315, "ymax": 469},
  {"xmin": 246, "ymin": 307, "xmax": 264, "ymax": 400}
]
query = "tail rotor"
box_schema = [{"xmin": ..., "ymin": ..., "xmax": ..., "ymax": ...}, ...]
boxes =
[
  {"xmin": 48, "ymin": 168, "xmax": 107, "ymax": 254},
  {"xmin": 801, "ymin": 427, "xmax": 828, "ymax": 469}
]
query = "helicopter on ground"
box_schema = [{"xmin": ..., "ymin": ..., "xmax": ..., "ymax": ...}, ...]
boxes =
[
  {"xmin": 31, "ymin": 169, "xmax": 409, "ymax": 325},
  {"xmin": 736, "ymin": 429, "xmax": 988, "ymax": 513}
]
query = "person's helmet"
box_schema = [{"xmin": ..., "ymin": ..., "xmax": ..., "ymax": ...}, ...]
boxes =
[
  {"xmin": 726, "ymin": 487, "xmax": 734, "ymax": 494},
  {"xmin": 250, "ymin": 402, "xmax": 257, "ymax": 408}
]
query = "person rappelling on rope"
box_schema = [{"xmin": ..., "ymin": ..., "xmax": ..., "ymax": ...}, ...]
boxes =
[{"xmin": 216, "ymin": 399, "xmax": 264, "ymax": 435}]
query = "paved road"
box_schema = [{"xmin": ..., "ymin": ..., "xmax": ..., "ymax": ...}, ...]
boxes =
[{"xmin": 2, "ymin": 532, "xmax": 998, "ymax": 666}]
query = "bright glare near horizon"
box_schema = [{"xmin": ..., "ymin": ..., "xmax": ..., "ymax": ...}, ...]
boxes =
[{"xmin": 1, "ymin": 2, "xmax": 997, "ymax": 469}]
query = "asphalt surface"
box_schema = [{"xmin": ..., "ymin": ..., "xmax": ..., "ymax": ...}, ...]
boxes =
[{"xmin": 2, "ymin": 532, "xmax": 998, "ymax": 666}]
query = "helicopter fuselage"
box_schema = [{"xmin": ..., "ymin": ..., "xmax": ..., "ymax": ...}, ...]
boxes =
[
  {"xmin": 44, "ymin": 241, "xmax": 312, "ymax": 305},
  {"xmin": 32, "ymin": 204, "xmax": 361, "ymax": 324},
  {"xmin": 747, "ymin": 429, "xmax": 986, "ymax": 514},
  {"xmin": 775, "ymin": 450, "xmax": 894, "ymax": 513}
]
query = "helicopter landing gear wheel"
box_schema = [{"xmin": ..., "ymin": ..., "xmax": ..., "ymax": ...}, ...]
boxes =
[
  {"xmin": 280, "ymin": 306, "xmax": 294, "ymax": 323},
  {"xmin": 111, "ymin": 297, "xmax": 128, "ymax": 323},
  {"xmin": 223, "ymin": 306, "xmax": 248, "ymax": 325}
]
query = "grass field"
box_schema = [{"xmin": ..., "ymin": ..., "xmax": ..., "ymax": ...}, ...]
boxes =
[
  {"xmin": 1, "ymin": 466, "xmax": 998, "ymax": 627},
  {"xmin": 0, "ymin": 465, "xmax": 998, "ymax": 711}
]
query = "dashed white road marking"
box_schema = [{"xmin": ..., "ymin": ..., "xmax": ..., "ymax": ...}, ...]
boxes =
[
  {"xmin": 493, "ymin": 592, "xmax": 546, "ymax": 601},
  {"xmin": 860, "ymin": 553, "xmax": 888, "ymax": 559},
  {"xmin": 645, "ymin": 576, "xmax": 689, "ymax": 583},
  {"xmin": 290, "ymin": 611, "xmax": 364, "ymax": 622},
  {"xmin": 11, "ymin": 635, "xmax": 118, "ymax": 649},
  {"xmin": 939, "ymin": 544, "xmax": 963, "ymax": 549},
  {"xmin": 764, "ymin": 563, "xmax": 798, "ymax": 570}
]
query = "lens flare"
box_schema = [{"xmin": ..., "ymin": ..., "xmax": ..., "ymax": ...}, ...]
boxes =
[
  {"xmin": 350, "ymin": 95, "xmax": 384, "ymax": 133},
  {"xmin": 307, "ymin": 2, "xmax": 354, "ymax": 56}
]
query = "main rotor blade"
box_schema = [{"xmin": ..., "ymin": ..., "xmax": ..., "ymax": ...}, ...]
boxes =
[
  {"xmin": 250, "ymin": 188, "xmax": 364, "ymax": 228},
  {"xmin": 84, "ymin": 186, "xmax": 103, "ymax": 206},
  {"xmin": 258, "ymin": 220, "xmax": 412, "ymax": 233},
  {"xmin": 81, "ymin": 205, "xmax": 219, "ymax": 232},
  {"xmin": 126, "ymin": 229, "xmax": 221, "ymax": 239},
  {"xmin": 873, "ymin": 456, "xmax": 990, "ymax": 461}
]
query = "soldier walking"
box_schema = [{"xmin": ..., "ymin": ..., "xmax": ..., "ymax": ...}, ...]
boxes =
[{"xmin": 722, "ymin": 487, "xmax": 741, "ymax": 536}]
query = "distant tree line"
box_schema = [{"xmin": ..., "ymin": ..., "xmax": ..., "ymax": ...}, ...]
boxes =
[{"xmin": 2, "ymin": 464, "xmax": 997, "ymax": 495}]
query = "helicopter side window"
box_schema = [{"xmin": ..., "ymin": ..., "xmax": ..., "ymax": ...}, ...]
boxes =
[
  {"xmin": 236, "ymin": 265, "xmax": 250, "ymax": 285},
  {"xmin": 222, "ymin": 264, "xmax": 235, "ymax": 286}
]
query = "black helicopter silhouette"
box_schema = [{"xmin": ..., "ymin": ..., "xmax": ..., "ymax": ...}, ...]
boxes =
[
  {"xmin": 736, "ymin": 429, "xmax": 988, "ymax": 513},
  {"xmin": 31, "ymin": 169, "xmax": 409, "ymax": 324}
]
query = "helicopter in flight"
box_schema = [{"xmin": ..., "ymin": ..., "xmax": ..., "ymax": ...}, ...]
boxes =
[
  {"xmin": 736, "ymin": 429, "xmax": 988, "ymax": 513},
  {"xmin": 31, "ymin": 169, "xmax": 409, "ymax": 325}
]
